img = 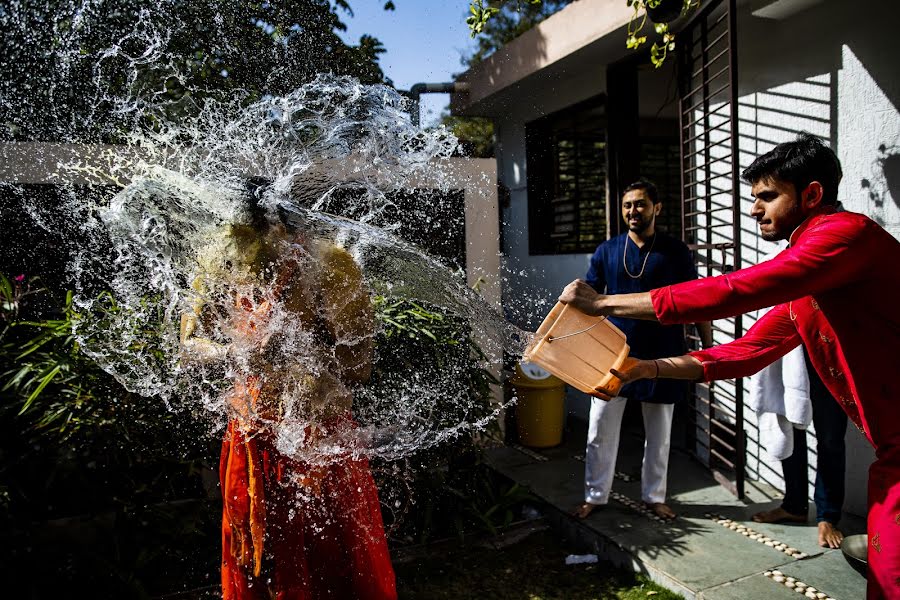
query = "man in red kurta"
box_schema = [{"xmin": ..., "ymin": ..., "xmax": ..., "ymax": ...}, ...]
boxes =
[{"xmin": 559, "ymin": 134, "xmax": 900, "ymax": 599}]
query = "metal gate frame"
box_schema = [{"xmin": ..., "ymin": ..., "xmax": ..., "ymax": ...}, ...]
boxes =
[{"xmin": 676, "ymin": 0, "xmax": 745, "ymax": 498}]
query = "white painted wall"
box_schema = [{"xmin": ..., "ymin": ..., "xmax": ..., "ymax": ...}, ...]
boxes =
[
  {"xmin": 494, "ymin": 70, "xmax": 607, "ymax": 333},
  {"xmin": 727, "ymin": 0, "xmax": 896, "ymax": 518}
]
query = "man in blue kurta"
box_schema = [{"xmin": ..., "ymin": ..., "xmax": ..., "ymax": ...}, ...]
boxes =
[{"xmin": 574, "ymin": 179, "xmax": 710, "ymax": 520}]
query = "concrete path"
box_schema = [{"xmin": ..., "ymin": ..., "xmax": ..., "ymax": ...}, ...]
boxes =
[{"xmin": 485, "ymin": 422, "xmax": 867, "ymax": 600}]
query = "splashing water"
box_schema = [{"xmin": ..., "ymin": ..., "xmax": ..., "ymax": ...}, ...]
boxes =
[
  {"xmin": 69, "ymin": 78, "xmax": 532, "ymax": 466},
  {"xmin": 2, "ymin": 3, "xmax": 531, "ymax": 471}
]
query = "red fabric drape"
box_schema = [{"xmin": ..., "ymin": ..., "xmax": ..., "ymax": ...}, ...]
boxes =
[{"xmin": 220, "ymin": 417, "xmax": 397, "ymax": 600}]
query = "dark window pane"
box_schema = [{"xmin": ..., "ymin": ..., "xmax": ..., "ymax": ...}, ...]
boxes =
[{"xmin": 526, "ymin": 97, "xmax": 608, "ymax": 255}]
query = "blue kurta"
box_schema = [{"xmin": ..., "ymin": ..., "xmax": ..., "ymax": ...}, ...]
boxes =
[{"xmin": 585, "ymin": 232, "xmax": 697, "ymax": 404}]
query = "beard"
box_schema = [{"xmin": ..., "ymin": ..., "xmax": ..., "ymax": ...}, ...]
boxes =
[
  {"xmin": 760, "ymin": 227, "xmax": 781, "ymax": 242},
  {"xmin": 760, "ymin": 201, "xmax": 804, "ymax": 241},
  {"xmin": 627, "ymin": 217, "xmax": 652, "ymax": 233}
]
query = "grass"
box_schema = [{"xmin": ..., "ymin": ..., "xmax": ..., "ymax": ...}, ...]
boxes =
[{"xmin": 395, "ymin": 526, "xmax": 684, "ymax": 600}]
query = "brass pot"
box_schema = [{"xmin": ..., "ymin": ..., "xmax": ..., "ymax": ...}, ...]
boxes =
[{"xmin": 840, "ymin": 533, "xmax": 867, "ymax": 577}]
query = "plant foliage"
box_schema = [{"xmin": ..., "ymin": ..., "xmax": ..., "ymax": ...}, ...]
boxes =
[
  {"xmin": 0, "ymin": 275, "xmax": 221, "ymax": 597},
  {"xmin": 466, "ymin": 0, "xmax": 700, "ymax": 68},
  {"xmin": 364, "ymin": 296, "xmax": 528, "ymax": 544},
  {"xmin": 1, "ymin": 0, "xmax": 395, "ymax": 143}
]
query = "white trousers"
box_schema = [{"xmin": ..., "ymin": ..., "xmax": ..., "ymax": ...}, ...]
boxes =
[{"xmin": 584, "ymin": 396, "xmax": 674, "ymax": 505}]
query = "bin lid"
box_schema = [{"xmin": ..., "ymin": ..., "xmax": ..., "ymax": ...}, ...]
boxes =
[{"xmin": 510, "ymin": 361, "xmax": 564, "ymax": 389}]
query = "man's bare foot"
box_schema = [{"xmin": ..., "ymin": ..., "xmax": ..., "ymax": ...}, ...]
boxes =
[
  {"xmin": 573, "ymin": 502, "xmax": 601, "ymax": 519},
  {"xmin": 646, "ymin": 502, "xmax": 676, "ymax": 520},
  {"xmin": 818, "ymin": 521, "xmax": 843, "ymax": 548},
  {"xmin": 751, "ymin": 506, "xmax": 806, "ymax": 524}
]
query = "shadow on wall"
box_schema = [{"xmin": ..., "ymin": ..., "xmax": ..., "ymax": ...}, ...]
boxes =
[{"xmin": 861, "ymin": 144, "xmax": 900, "ymax": 224}]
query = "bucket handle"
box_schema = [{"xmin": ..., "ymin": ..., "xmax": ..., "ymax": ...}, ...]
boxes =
[{"xmin": 547, "ymin": 315, "xmax": 608, "ymax": 343}]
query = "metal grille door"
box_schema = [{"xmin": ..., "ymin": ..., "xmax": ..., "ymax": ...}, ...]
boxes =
[{"xmin": 677, "ymin": 0, "xmax": 745, "ymax": 498}]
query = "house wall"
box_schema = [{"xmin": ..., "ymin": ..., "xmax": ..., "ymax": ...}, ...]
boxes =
[
  {"xmin": 726, "ymin": 0, "xmax": 896, "ymax": 517},
  {"xmin": 496, "ymin": 56, "xmax": 679, "ymax": 422},
  {"xmin": 495, "ymin": 70, "xmax": 607, "ymax": 333},
  {"xmin": 493, "ymin": 0, "xmax": 896, "ymax": 515},
  {"xmin": 493, "ymin": 68, "xmax": 611, "ymax": 423},
  {"xmin": 497, "ymin": 61, "xmax": 679, "ymax": 326}
]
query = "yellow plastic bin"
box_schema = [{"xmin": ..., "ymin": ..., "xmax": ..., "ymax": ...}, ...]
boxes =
[{"xmin": 510, "ymin": 361, "xmax": 566, "ymax": 448}]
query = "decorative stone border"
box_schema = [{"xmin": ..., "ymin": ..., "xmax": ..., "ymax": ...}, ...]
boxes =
[
  {"xmin": 763, "ymin": 569, "xmax": 836, "ymax": 600},
  {"xmin": 571, "ymin": 455, "xmax": 635, "ymax": 483},
  {"xmin": 705, "ymin": 513, "xmax": 809, "ymax": 559},
  {"xmin": 610, "ymin": 491, "xmax": 670, "ymax": 524},
  {"xmin": 614, "ymin": 470, "xmax": 635, "ymax": 483},
  {"xmin": 510, "ymin": 444, "xmax": 549, "ymax": 462}
]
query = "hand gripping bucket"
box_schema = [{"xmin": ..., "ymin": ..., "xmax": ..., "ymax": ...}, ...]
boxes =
[{"xmin": 523, "ymin": 302, "xmax": 630, "ymax": 396}]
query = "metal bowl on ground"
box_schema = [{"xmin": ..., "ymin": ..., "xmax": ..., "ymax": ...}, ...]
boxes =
[{"xmin": 840, "ymin": 534, "xmax": 867, "ymax": 577}]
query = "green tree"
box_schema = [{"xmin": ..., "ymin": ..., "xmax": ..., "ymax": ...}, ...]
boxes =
[
  {"xmin": 441, "ymin": 112, "xmax": 495, "ymax": 158},
  {"xmin": 0, "ymin": 1, "xmax": 396, "ymax": 143},
  {"xmin": 442, "ymin": 0, "xmax": 574, "ymax": 157},
  {"xmin": 465, "ymin": 0, "xmax": 576, "ymax": 66}
]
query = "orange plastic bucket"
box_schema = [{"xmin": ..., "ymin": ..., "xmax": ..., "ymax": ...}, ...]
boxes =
[{"xmin": 523, "ymin": 302, "xmax": 630, "ymax": 396}]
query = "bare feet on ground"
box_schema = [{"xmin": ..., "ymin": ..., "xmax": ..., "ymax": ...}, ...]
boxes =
[
  {"xmin": 818, "ymin": 521, "xmax": 844, "ymax": 548},
  {"xmin": 751, "ymin": 506, "xmax": 806, "ymax": 524},
  {"xmin": 573, "ymin": 502, "xmax": 600, "ymax": 519},
  {"xmin": 646, "ymin": 502, "xmax": 676, "ymax": 520}
]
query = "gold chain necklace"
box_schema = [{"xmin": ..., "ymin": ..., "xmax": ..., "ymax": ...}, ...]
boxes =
[{"xmin": 623, "ymin": 233, "xmax": 656, "ymax": 279}]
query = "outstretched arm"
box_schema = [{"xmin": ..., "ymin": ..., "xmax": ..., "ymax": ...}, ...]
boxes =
[
  {"xmin": 651, "ymin": 216, "xmax": 875, "ymax": 325},
  {"xmin": 592, "ymin": 305, "xmax": 801, "ymax": 400},
  {"xmin": 559, "ymin": 279, "xmax": 657, "ymax": 320},
  {"xmin": 563, "ymin": 215, "xmax": 875, "ymax": 325},
  {"xmin": 590, "ymin": 355, "xmax": 703, "ymax": 400}
]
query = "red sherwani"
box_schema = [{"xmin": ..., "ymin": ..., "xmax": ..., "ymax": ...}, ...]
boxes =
[{"xmin": 650, "ymin": 208, "xmax": 900, "ymax": 599}]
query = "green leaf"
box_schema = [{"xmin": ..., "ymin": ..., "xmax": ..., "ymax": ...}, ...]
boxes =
[{"xmin": 18, "ymin": 365, "xmax": 62, "ymax": 415}]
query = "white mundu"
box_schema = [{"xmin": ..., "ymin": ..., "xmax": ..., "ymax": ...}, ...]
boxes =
[{"xmin": 584, "ymin": 396, "xmax": 674, "ymax": 506}]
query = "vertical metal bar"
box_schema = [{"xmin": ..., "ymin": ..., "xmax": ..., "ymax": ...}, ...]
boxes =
[
  {"xmin": 700, "ymin": 15, "xmax": 713, "ymax": 281},
  {"xmin": 574, "ymin": 125, "xmax": 581, "ymax": 250},
  {"xmin": 699, "ymin": 6, "xmax": 717, "ymax": 473},
  {"xmin": 677, "ymin": 28, "xmax": 698, "ymax": 461},
  {"xmin": 678, "ymin": 38, "xmax": 688, "ymax": 245},
  {"xmin": 726, "ymin": 0, "xmax": 744, "ymax": 500}
]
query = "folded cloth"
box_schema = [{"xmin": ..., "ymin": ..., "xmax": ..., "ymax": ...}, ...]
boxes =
[{"xmin": 747, "ymin": 242, "xmax": 812, "ymax": 461}]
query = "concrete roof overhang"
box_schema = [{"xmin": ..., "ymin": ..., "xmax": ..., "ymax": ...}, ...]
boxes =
[
  {"xmin": 450, "ymin": 0, "xmax": 637, "ymax": 118},
  {"xmin": 450, "ymin": 0, "xmax": 801, "ymax": 118}
]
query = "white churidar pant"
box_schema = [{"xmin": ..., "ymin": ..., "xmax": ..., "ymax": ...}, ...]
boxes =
[{"xmin": 584, "ymin": 395, "xmax": 674, "ymax": 505}]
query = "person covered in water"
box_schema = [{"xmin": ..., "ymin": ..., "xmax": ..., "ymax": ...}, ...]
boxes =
[{"xmin": 180, "ymin": 181, "xmax": 396, "ymax": 600}]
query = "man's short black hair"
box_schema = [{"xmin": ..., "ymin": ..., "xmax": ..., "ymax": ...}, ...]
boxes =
[
  {"xmin": 741, "ymin": 133, "xmax": 843, "ymax": 205},
  {"xmin": 623, "ymin": 178, "xmax": 660, "ymax": 204}
]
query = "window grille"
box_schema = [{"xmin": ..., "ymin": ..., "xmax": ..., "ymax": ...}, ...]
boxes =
[{"xmin": 526, "ymin": 98, "xmax": 608, "ymax": 255}]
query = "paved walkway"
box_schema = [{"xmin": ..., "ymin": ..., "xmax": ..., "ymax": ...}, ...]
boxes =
[{"xmin": 485, "ymin": 420, "xmax": 867, "ymax": 600}]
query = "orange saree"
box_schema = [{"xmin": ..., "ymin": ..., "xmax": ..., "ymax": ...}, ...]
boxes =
[
  {"xmin": 219, "ymin": 415, "xmax": 397, "ymax": 600},
  {"xmin": 218, "ymin": 242, "xmax": 396, "ymax": 600}
]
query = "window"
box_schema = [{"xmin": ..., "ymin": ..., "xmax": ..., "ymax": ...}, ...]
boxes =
[
  {"xmin": 526, "ymin": 97, "xmax": 608, "ymax": 255},
  {"xmin": 639, "ymin": 134, "xmax": 682, "ymax": 239}
]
